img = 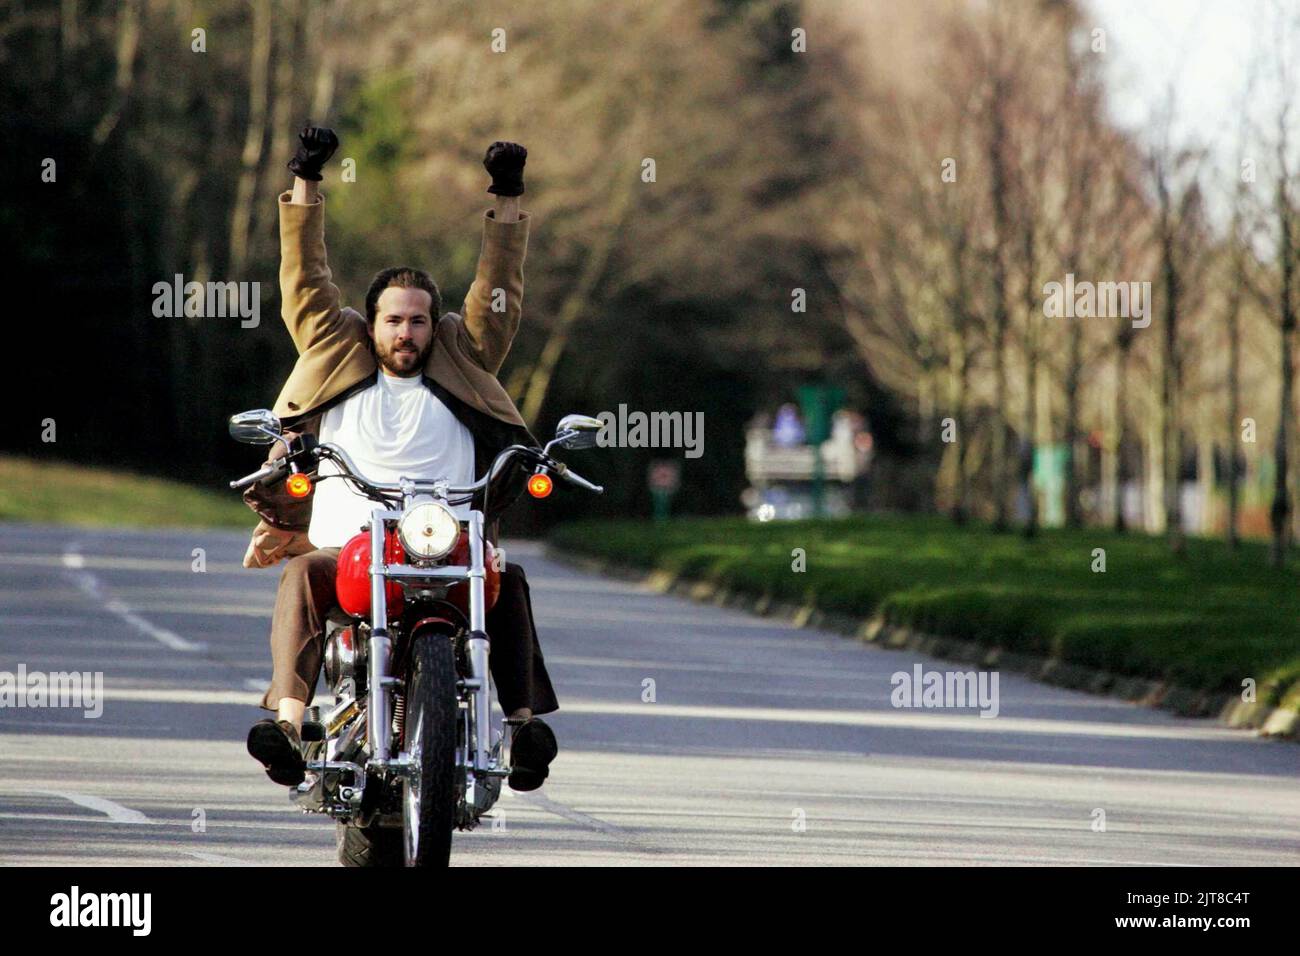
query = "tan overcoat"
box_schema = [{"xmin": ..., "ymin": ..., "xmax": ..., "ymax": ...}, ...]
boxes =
[{"xmin": 243, "ymin": 191, "xmax": 533, "ymax": 568}]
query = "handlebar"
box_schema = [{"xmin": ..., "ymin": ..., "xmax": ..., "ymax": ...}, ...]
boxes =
[
  {"xmin": 230, "ymin": 440, "xmax": 602, "ymax": 500},
  {"xmin": 230, "ymin": 458, "xmax": 288, "ymax": 492},
  {"xmin": 552, "ymin": 461, "xmax": 604, "ymax": 494}
]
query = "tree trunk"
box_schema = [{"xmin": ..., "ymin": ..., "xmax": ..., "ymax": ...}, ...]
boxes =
[
  {"xmin": 1271, "ymin": 327, "xmax": 1292, "ymax": 566},
  {"xmin": 1063, "ymin": 317, "xmax": 1083, "ymax": 528},
  {"xmin": 1196, "ymin": 411, "xmax": 1215, "ymax": 535},
  {"xmin": 918, "ymin": 374, "xmax": 934, "ymax": 445},
  {"xmin": 61, "ymin": 0, "xmax": 79, "ymax": 51},
  {"xmin": 949, "ymin": 343, "xmax": 970, "ymax": 525},
  {"xmin": 1020, "ymin": 221, "xmax": 1040, "ymax": 538},
  {"xmin": 991, "ymin": 314, "xmax": 1008, "ymax": 529},
  {"xmin": 1147, "ymin": 384, "xmax": 1165, "ymax": 534},
  {"xmin": 518, "ymin": 149, "xmax": 639, "ymax": 428},
  {"xmin": 266, "ymin": 0, "xmax": 304, "ymax": 221},
  {"xmin": 1159, "ymin": 199, "xmax": 1184, "ymax": 552},
  {"xmin": 1225, "ymin": 283, "xmax": 1242, "ymax": 548},
  {"xmin": 309, "ymin": 0, "xmax": 349, "ymax": 120},
  {"xmin": 89, "ymin": 0, "xmax": 142, "ymax": 150},
  {"xmin": 1272, "ymin": 162, "xmax": 1295, "ymax": 567},
  {"xmin": 1112, "ymin": 338, "xmax": 1132, "ymax": 532},
  {"xmin": 228, "ymin": 0, "xmax": 273, "ymax": 279},
  {"xmin": 986, "ymin": 76, "xmax": 1012, "ymax": 531}
]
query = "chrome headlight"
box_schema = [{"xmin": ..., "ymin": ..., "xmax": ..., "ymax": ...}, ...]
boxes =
[{"xmin": 397, "ymin": 500, "xmax": 460, "ymax": 560}]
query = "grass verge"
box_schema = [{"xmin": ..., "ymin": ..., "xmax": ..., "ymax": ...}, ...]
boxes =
[
  {"xmin": 0, "ymin": 455, "xmax": 253, "ymax": 530},
  {"xmin": 548, "ymin": 513, "xmax": 1300, "ymax": 712}
]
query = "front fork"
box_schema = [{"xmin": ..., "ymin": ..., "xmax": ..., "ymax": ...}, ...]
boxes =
[
  {"xmin": 367, "ymin": 508, "xmax": 395, "ymax": 764},
  {"xmin": 466, "ymin": 510, "xmax": 491, "ymax": 773},
  {"xmin": 367, "ymin": 507, "xmax": 493, "ymax": 776}
]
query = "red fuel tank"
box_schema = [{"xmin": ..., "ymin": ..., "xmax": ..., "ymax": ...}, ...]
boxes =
[
  {"xmin": 446, "ymin": 532, "xmax": 501, "ymax": 617},
  {"xmin": 335, "ymin": 526, "xmax": 405, "ymax": 619}
]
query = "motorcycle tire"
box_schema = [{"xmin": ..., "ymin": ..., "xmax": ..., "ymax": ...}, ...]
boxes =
[
  {"xmin": 336, "ymin": 820, "xmax": 403, "ymax": 867},
  {"xmin": 402, "ymin": 632, "xmax": 458, "ymax": 866}
]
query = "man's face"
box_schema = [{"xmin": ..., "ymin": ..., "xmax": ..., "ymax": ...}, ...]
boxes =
[{"xmin": 370, "ymin": 286, "xmax": 435, "ymax": 376}]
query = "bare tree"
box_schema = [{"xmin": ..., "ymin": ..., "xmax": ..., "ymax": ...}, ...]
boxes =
[
  {"xmin": 1269, "ymin": 99, "xmax": 1297, "ymax": 566},
  {"xmin": 1147, "ymin": 80, "xmax": 1208, "ymax": 554},
  {"xmin": 1261, "ymin": 8, "xmax": 1300, "ymax": 565},
  {"xmin": 974, "ymin": 12, "xmax": 1017, "ymax": 530},
  {"xmin": 227, "ymin": 0, "xmax": 272, "ymax": 279}
]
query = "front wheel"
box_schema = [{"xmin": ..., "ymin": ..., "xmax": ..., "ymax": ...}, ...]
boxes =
[
  {"xmin": 336, "ymin": 820, "xmax": 402, "ymax": 867},
  {"xmin": 402, "ymin": 633, "xmax": 458, "ymax": 866}
]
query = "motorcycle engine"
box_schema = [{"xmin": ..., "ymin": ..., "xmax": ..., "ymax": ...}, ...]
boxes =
[{"xmin": 323, "ymin": 622, "xmax": 368, "ymax": 691}]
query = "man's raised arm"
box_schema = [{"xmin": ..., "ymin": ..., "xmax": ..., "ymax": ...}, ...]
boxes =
[
  {"xmin": 290, "ymin": 176, "xmax": 320, "ymax": 206},
  {"xmin": 279, "ymin": 126, "xmax": 342, "ymax": 354},
  {"xmin": 460, "ymin": 142, "xmax": 531, "ymax": 374},
  {"xmin": 493, "ymin": 194, "xmax": 520, "ymax": 224}
]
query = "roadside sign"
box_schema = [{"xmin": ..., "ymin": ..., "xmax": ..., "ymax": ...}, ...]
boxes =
[
  {"xmin": 796, "ymin": 384, "xmax": 845, "ymax": 445},
  {"xmin": 648, "ymin": 460, "xmax": 681, "ymax": 522},
  {"xmin": 648, "ymin": 460, "xmax": 681, "ymax": 493}
]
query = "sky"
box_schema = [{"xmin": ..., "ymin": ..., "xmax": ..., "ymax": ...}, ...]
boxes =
[
  {"xmin": 1084, "ymin": 0, "xmax": 1295, "ymax": 224},
  {"xmin": 1086, "ymin": 0, "xmax": 1258, "ymax": 144}
]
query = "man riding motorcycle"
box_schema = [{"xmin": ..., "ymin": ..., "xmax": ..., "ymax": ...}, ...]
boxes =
[{"xmin": 243, "ymin": 126, "xmax": 558, "ymax": 794}]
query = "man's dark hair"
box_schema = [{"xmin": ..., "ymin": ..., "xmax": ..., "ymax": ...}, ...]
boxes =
[{"xmin": 365, "ymin": 267, "xmax": 441, "ymax": 324}]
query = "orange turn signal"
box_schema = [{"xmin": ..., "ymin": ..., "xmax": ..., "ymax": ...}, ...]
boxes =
[
  {"xmin": 527, "ymin": 472, "xmax": 553, "ymax": 499},
  {"xmin": 285, "ymin": 472, "xmax": 313, "ymax": 498}
]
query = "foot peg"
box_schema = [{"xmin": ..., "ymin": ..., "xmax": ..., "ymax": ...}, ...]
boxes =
[{"xmin": 301, "ymin": 706, "xmax": 325, "ymax": 742}]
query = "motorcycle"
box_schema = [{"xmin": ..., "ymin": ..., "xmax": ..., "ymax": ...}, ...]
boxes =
[{"xmin": 228, "ymin": 409, "xmax": 604, "ymax": 866}]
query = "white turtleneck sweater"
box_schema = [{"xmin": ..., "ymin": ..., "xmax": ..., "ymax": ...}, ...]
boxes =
[{"xmin": 307, "ymin": 371, "xmax": 475, "ymax": 548}]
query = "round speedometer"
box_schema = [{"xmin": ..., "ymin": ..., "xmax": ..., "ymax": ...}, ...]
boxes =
[{"xmin": 396, "ymin": 501, "xmax": 460, "ymax": 560}]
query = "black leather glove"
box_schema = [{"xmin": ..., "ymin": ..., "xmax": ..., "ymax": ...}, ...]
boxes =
[
  {"xmin": 484, "ymin": 141, "xmax": 527, "ymax": 196},
  {"xmin": 287, "ymin": 126, "xmax": 339, "ymax": 182}
]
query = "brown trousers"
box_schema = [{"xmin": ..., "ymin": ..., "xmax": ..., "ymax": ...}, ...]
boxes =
[{"xmin": 260, "ymin": 549, "xmax": 559, "ymax": 717}]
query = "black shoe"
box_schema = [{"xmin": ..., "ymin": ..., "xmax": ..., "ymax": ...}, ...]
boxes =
[
  {"xmin": 247, "ymin": 718, "xmax": 306, "ymax": 786},
  {"xmin": 508, "ymin": 718, "xmax": 557, "ymax": 792}
]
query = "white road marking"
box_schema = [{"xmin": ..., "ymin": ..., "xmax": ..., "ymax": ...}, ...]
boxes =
[
  {"xmin": 181, "ymin": 850, "xmax": 258, "ymax": 866},
  {"xmin": 43, "ymin": 684, "xmax": 1244, "ymax": 743},
  {"xmin": 36, "ymin": 789, "xmax": 152, "ymax": 824},
  {"xmin": 244, "ymin": 678, "xmax": 270, "ymax": 692},
  {"xmin": 62, "ymin": 545, "xmax": 208, "ymax": 652},
  {"xmin": 0, "ymin": 615, "xmax": 126, "ymax": 628},
  {"xmin": 508, "ymin": 789, "xmax": 627, "ymax": 837},
  {"xmin": 0, "ymin": 812, "xmax": 326, "ymax": 834},
  {"xmin": 2, "ymin": 553, "xmax": 252, "ymax": 574},
  {"xmin": 97, "ymin": 687, "xmax": 263, "ymax": 706},
  {"xmin": 102, "ymin": 599, "xmax": 209, "ymax": 651},
  {"xmin": 114, "ymin": 603, "xmax": 272, "ymax": 618},
  {"xmin": 546, "ymin": 653, "xmax": 873, "ymax": 680},
  {"xmin": 539, "ymin": 605, "xmax": 796, "ymax": 630},
  {"xmin": 556, "ymin": 699, "xmax": 1247, "ymax": 742}
]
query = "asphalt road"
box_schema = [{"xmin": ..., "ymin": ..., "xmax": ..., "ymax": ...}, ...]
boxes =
[{"xmin": 1, "ymin": 522, "xmax": 1297, "ymax": 866}]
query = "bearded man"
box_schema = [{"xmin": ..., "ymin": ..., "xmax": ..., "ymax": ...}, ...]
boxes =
[{"xmin": 242, "ymin": 126, "xmax": 558, "ymax": 794}]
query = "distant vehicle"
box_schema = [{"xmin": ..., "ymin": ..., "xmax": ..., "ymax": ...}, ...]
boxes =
[{"xmin": 742, "ymin": 409, "xmax": 872, "ymax": 520}]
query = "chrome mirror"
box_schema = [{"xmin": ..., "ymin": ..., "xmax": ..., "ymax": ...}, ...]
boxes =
[
  {"xmin": 228, "ymin": 409, "xmax": 283, "ymax": 445},
  {"xmin": 554, "ymin": 414, "xmax": 603, "ymax": 450}
]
